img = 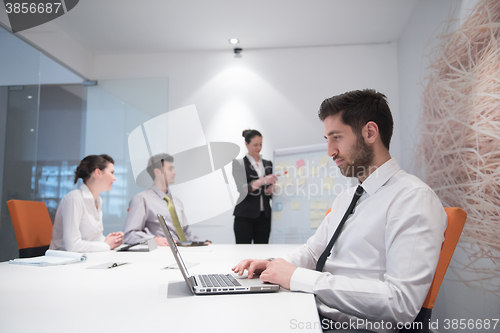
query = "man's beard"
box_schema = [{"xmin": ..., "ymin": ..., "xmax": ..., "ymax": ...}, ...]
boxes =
[{"xmin": 338, "ymin": 136, "xmax": 374, "ymax": 179}]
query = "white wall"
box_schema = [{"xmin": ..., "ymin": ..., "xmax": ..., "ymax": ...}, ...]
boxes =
[
  {"xmin": 94, "ymin": 44, "xmax": 401, "ymax": 165},
  {"xmin": 398, "ymin": 0, "xmax": 499, "ymax": 331},
  {"xmin": 93, "ymin": 43, "xmax": 401, "ymax": 242},
  {"xmin": 397, "ymin": 0, "xmax": 461, "ymax": 175}
]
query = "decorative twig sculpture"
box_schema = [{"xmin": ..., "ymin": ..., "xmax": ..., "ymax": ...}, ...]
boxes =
[{"xmin": 419, "ymin": 0, "xmax": 500, "ymax": 295}]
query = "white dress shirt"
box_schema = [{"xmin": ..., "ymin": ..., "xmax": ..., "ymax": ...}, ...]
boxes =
[
  {"xmin": 246, "ymin": 154, "xmax": 265, "ymax": 211},
  {"xmin": 284, "ymin": 158, "xmax": 447, "ymax": 333},
  {"xmin": 123, "ymin": 186, "xmax": 201, "ymax": 244},
  {"xmin": 50, "ymin": 184, "xmax": 110, "ymax": 252}
]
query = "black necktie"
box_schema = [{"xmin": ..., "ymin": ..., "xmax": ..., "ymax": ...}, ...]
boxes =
[{"xmin": 315, "ymin": 185, "xmax": 365, "ymax": 272}]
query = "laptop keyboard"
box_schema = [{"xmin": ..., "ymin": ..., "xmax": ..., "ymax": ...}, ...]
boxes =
[{"xmin": 200, "ymin": 274, "xmax": 242, "ymax": 288}]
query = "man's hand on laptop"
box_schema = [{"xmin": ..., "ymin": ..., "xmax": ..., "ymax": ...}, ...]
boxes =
[
  {"xmin": 260, "ymin": 258, "xmax": 296, "ymax": 290},
  {"xmin": 232, "ymin": 259, "xmax": 269, "ymax": 278},
  {"xmin": 155, "ymin": 237, "xmax": 170, "ymax": 246}
]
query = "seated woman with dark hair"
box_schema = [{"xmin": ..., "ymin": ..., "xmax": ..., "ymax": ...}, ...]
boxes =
[{"xmin": 49, "ymin": 154, "xmax": 124, "ymax": 252}]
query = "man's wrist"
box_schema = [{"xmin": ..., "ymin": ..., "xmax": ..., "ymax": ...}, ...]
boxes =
[{"xmin": 289, "ymin": 267, "xmax": 320, "ymax": 293}]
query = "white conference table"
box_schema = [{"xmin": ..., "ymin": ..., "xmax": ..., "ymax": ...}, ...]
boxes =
[{"xmin": 0, "ymin": 244, "xmax": 321, "ymax": 333}]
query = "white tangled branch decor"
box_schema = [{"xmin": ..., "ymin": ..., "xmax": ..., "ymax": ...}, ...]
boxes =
[{"xmin": 418, "ymin": 0, "xmax": 500, "ymax": 296}]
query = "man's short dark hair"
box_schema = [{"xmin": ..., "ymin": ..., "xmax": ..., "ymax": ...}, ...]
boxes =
[
  {"xmin": 318, "ymin": 89, "xmax": 394, "ymax": 150},
  {"xmin": 146, "ymin": 153, "xmax": 174, "ymax": 180}
]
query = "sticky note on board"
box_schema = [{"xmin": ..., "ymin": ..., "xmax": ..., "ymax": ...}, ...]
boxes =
[
  {"xmin": 323, "ymin": 176, "xmax": 333, "ymax": 190},
  {"xmin": 274, "ymin": 202, "xmax": 283, "ymax": 211},
  {"xmin": 311, "ymin": 166, "xmax": 318, "ymax": 176},
  {"xmin": 285, "ymin": 178, "xmax": 293, "ymax": 186},
  {"xmin": 273, "ymin": 211, "xmax": 282, "ymax": 220},
  {"xmin": 310, "ymin": 201, "xmax": 327, "ymax": 210},
  {"xmin": 310, "ymin": 210, "xmax": 326, "ymax": 220},
  {"xmin": 275, "ymin": 162, "xmax": 290, "ymax": 175},
  {"xmin": 296, "ymin": 159, "xmax": 305, "ymax": 168},
  {"xmin": 316, "ymin": 201, "xmax": 328, "ymax": 210},
  {"xmin": 291, "ymin": 201, "xmax": 300, "ymax": 210},
  {"xmin": 319, "ymin": 156, "xmax": 329, "ymax": 167},
  {"xmin": 297, "ymin": 178, "xmax": 306, "ymax": 186},
  {"xmin": 310, "ymin": 219, "xmax": 321, "ymax": 229},
  {"xmin": 298, "ymin": 167, "xmax": 306, "ymax": 176}
]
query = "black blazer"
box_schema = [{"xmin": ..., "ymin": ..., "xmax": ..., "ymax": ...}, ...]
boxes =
[{"xmin": 232, "ymin": 156, "xmax": 273, "ymax": 219}]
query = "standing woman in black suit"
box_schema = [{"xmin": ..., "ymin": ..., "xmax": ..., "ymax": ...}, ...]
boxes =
[{"xmin": 232, "ymin": 129, "xmax": 277, "ymax": 244}]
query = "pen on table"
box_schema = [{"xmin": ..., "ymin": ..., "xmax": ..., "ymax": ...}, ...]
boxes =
[{"xmin": 108, "ymin": 262, "xmax": 128, "ymax": 268}]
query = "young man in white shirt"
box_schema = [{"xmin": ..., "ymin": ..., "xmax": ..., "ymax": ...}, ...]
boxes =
[
  {"xmin": 232, "ymin": 89, "xmax": 447, "ymax": 333},
  {"xmin": 123, "ymin": 153, "xmax": 204, "ymax": 246}
]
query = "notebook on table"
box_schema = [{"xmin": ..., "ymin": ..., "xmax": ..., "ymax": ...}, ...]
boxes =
[
  {"xmin": 9, "ymin": 250, "xmax": 86, "ymax": 266},
  {"xmin": 157, "ymin": 213, "xmax": 280, "ymax": 295}
]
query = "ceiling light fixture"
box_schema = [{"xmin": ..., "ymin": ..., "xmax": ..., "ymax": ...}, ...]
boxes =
[{"xmin": 229, "ymin": 38, "xmax": 239, "ymax": 44}]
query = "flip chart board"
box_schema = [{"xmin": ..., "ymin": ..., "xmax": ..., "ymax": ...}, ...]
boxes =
[{"xmin": 270, "ymin": 143, "xmax": 356, "ymax": 244}]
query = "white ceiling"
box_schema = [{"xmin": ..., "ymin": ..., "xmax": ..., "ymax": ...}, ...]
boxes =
[{"xmin": 51, "ymin": 0, "xmax": 419, "ymax": 55}]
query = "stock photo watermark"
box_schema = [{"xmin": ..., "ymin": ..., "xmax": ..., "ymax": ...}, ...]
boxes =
[
  {"xmin": 289, "ymin": 318, "xmax": 499, "ymax": 331},
  {"xmin": 248, "ymin": 161, "xmax": 381, "ymax": 200}
]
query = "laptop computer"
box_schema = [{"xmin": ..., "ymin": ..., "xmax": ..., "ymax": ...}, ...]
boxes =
[{"xmin": 157, "ymin": 213, "xmax": 280, "ymax": 295}]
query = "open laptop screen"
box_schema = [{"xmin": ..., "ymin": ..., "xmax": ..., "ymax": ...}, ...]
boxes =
[{"xmin": 157, "ymin": 213, "xmax": 194, "ymax": 292}]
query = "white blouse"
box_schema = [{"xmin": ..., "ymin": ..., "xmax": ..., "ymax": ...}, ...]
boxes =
[
  {"xmin": 246, "ymin": 154, "xmax": 265, "ymax": 211},
  {"xmin": 49, "ymin": 184, "xmax": 110, "ymax": 252}
]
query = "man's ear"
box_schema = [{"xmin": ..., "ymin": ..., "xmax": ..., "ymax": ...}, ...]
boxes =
[
  {"xmin": 153, "ymin": 168, "xmax": 163, "ymax": 179},
  {"xmin": 363, "ymin": 121, "xmax": 379, "ymax": 144}
]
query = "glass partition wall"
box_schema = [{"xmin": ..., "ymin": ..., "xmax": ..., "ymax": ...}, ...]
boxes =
[
  {"xmin": 0, "ymin": 26, "xmax": 168, "ymax": 261},
  {"xmin": 83, "ymin": 79, "xmax": 169, "ymax": 234},
  {"xmin": 0, "ymin": 25, "xmax": 44, "ymax": 261}
]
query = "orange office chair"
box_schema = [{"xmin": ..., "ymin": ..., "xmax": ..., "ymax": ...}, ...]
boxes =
[
  {"xmin": 322, "ymin": 207, "xmax": 467, "ymax": 333},
  {"xmin": 400, "ymin": 207, "xmax": 467, "ymax": 333},
  {"xmin": 7, "ymin": 200, "xmax": 53, "ymax": 258}
]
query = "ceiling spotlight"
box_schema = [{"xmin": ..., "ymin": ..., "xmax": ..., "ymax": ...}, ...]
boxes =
[
  {"xmin": 27, "ymin": 96, "xmax": 32, "ymax": 99},
  {"xmin": 229, "ymin": 38, "xmax": 239, "ymax": 44}
]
